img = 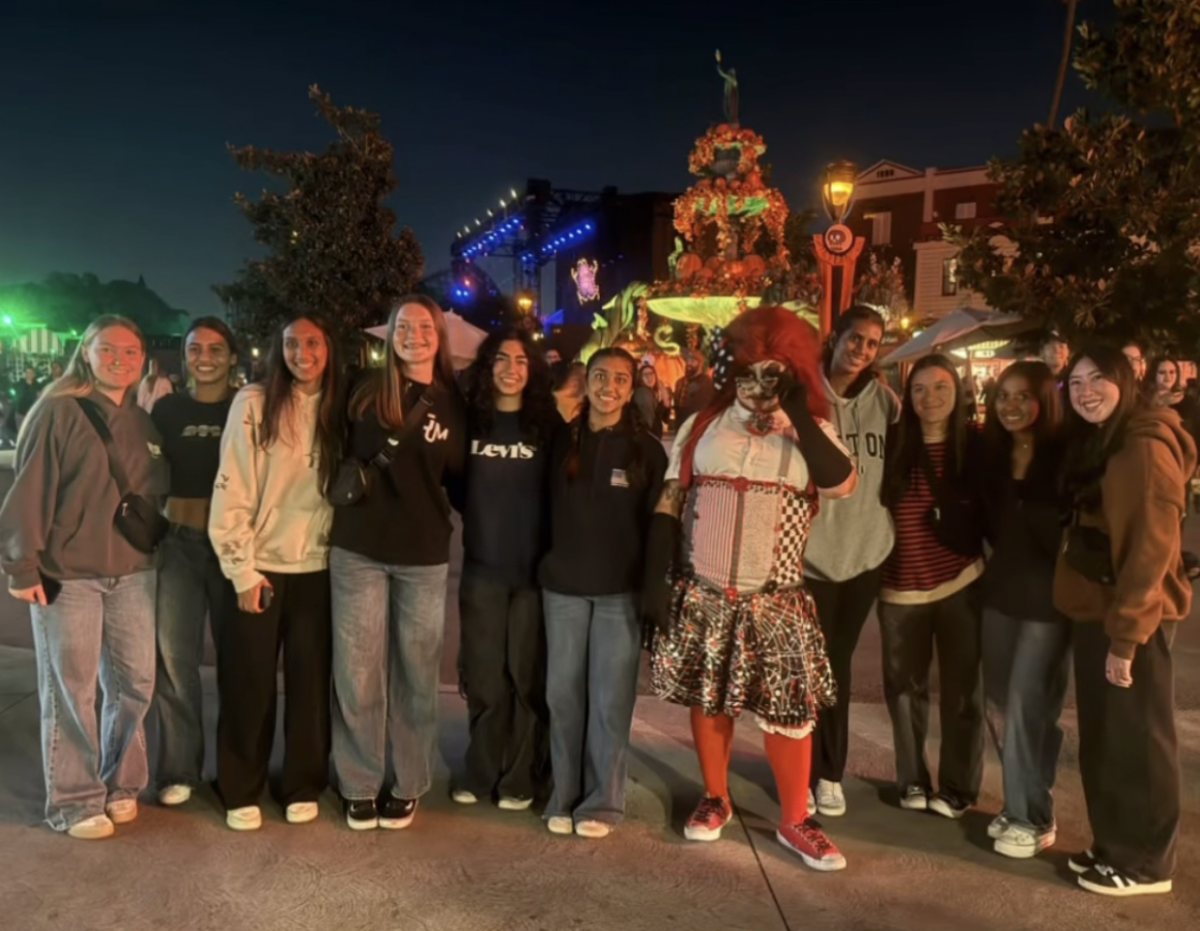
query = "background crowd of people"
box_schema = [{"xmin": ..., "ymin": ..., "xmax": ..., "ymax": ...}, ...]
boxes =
[{"xmin": 0, "ymin": 301, "xmax": 1192, "ymax": 900}]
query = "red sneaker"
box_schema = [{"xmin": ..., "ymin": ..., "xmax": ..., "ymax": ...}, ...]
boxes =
[
  {"xmin": 684, "ymin": 795, "xmax": 733, "ymax": 842},
  {"xmin": 776, "ymin": 818, "xmax": 847, "ymax": 871}
]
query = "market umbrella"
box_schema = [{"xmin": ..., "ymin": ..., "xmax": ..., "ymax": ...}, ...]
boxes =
[
  {"xmin": 881, "ymin": 308, "xmax": 1037, "ymax": 366},
  {"xmin": 365, "ymin": 312, "xmax": 488, "ymax": 370}
]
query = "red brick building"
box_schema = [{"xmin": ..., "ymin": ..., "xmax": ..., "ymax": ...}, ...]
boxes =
[{"xmin": 845, "ymin": 161, "xmax": 1004, "ymax": 323}]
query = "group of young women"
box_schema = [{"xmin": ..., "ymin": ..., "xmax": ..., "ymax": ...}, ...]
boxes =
[
  {"xmin": 806, "ymin": 310, "xmax": 1190, "ymax": 897},
  {"xmin": 0, "ymin": 300, "xmax": 1190, "ymax": 899}
]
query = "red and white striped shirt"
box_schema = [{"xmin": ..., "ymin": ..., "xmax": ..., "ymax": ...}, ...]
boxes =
[{"xmin": 881, "ymin": 441, "xmax": 982, "ymax": 604}]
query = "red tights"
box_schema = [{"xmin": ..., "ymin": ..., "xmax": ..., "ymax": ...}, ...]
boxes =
[{"xmin": 690, "ymin": 706, "xmax": 813, "ymax": 825}]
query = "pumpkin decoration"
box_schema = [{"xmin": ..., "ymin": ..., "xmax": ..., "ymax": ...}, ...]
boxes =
[
  {"xmin": 725, "ymin": 260, "xmax": 745, "ymax": 279},
  {"xmin": 676, "ymin": 252, "xmax": 704, "ymax": 282},
  {"xmin": 742, "ymin": 254, "xmax": 767, "ymax": 279}
]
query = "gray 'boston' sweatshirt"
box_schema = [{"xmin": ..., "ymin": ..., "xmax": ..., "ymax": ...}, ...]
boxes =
[
  {"xmin": 0, "ymin": 390, "xmax": 169, "ymax": 590},
  {"xmin": 804, "ymin": 370, "xmax": 900, "ymax": 583}
]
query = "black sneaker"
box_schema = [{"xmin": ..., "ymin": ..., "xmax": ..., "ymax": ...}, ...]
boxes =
[
  {"xmin": 378, "ymin": 795, "xmax": 417, "ymax": 830},
  {"xmin": 344, "ymin": 798, "xmax": 378, "ymax": 831},
  {"xmin": 1078, "ymin": 864, "xmax": 1172, "ymax": 897},
  {"xmin": 928, "ymin": 793, "xmax": 970, "ymax": 820},
  {"xmin": 1068, "ymin": 849, "xmax": 1098, "ymax": 875}
]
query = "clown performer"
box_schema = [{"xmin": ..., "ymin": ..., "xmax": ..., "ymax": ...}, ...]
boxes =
[{"xmin": 644, "ymin": 306, "xmax": 857, "ymax": 871}]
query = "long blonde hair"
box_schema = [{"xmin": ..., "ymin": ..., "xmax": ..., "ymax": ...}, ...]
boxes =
[
  {"xmin": 351, "ymin": 294, "xmax": 456, "ymax": 429},
  {"xmin": 19, "ymin": 315, "xmax": 145, "ymax": 442}
]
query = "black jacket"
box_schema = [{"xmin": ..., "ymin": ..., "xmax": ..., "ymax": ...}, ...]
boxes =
[
  {"xmin": 979, "ymin": 439, "xmax": 1068, "ymax": 622},
  {"xmin": 538, "ymin": 419, "xmax": 667, "ymax": 597},
  {"xmin": 330, "ymin": 377, "xmax": 467, "ymax": 567}
]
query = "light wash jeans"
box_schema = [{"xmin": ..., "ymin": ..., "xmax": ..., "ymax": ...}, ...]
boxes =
[
  {"xmin": 152, "ymin": 525, "xmax": 237, "ymax": 790},
  {"xmin": 981, "ymin": 608, "xmax": 1072, "ymax": 830},
  {"xmin": 542, "ymin": 590, "xmax": 641, "ymax": 826},
  {"xmin": 329, "ymin": 546, "xmax": 448, "ymax": 801},
  {"xmin": 29, "ymin": 570, "xmax": 156, "ymax": 831}
]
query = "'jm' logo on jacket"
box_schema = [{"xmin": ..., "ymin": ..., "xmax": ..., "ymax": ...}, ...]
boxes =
[
  {"xmin": 423, "ymin": 415, "xmax": 449, "ymax": 444},
  {"xmin": 470, "ymin": 439, "xmax": 535, "ymax": 459}
]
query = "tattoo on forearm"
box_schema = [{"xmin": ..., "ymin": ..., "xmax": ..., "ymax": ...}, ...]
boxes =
[{"xmin": 657, "ymin": 480, "xmax": 686, "ymax": 515}]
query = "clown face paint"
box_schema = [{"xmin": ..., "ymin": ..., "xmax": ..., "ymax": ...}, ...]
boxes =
[{"xmin": 735, "ymin": 360, "xmax": 787, "ymax": 416}]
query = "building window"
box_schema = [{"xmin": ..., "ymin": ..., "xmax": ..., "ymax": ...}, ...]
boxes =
[
  {"xmin": 955, "ymin": 202, "xmax": 977, "ymax": 220},
  {"xmin": 876, "ymin": 168, "xmax": 895, "ymax": 179},
  {"xmin": 869, "ymin": 211, "xmax": 892, "ymax": 246},
  {"xmin": 942, "ymin": 257, "xmax": 959, "ymax": 296}
]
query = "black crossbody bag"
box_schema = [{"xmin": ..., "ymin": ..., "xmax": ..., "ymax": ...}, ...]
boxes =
[
  {"xmin": 76, "ymin": 398, "xmax": 169, "ymax": 554},
  {"xmin": 328, "ymin": 393, "xmax": 433, "ymax": 506},
  {"xmin": 1062, "ymin": 510, "xmax": 1116, "ymax": 586}
]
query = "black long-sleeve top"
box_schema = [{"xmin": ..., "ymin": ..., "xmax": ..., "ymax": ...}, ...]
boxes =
[
  {"xmin": 538, "ymin": 419, "xmax": 668, "ymax": 597},
  {"xmin": 454, "ymin": 410, "xmax": 552, "ymax": 587},
  {"xmin": 979, "ymin": 441, "xmax": 1067, "ymax": 623},
  {"xmin": 330, "ymin": 377, "xmax": 467, "ymax": 567}
]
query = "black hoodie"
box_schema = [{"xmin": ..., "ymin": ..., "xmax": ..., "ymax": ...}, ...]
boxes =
[{"xmin": 538, "ymin": 419, "xmax": 667, "ymax": 597}]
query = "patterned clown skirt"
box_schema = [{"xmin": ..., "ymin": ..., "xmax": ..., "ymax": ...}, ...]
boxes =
[{"xmin": 651, "ymin": 577, "xmax": 837, "ymax": 736}]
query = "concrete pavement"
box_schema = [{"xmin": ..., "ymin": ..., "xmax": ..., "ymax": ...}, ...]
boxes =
[{"xmin": 1, "ymin": 476, "xmax": 1199, "ymax": 929}]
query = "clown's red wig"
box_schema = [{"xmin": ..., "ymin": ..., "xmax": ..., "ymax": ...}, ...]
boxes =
[{"xmin": 678, "ymin": 306, "xmax": 829, "ymax": 488}]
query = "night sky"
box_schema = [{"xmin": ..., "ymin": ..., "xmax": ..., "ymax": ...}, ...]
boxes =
[{"xmin": 0, "ymin": 0, "xmax": 1099, "ymax": 318}]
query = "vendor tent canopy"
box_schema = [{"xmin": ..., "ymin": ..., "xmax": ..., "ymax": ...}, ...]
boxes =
[
  {"xmin": 881, "ymin": 308, "xmax": 1037, "ymax": 366},
  {"xmin": 11, "ymin": 329, "xmax": 64, "ymax": 356},
  {"xmin": 365, "ymin": 312, "xmax": 488, "ymax": 370}
]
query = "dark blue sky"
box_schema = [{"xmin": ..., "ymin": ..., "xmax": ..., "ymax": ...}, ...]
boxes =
[{"xmin": 0, "ymin": 0, "xmax": 1098, "ymax": 317}]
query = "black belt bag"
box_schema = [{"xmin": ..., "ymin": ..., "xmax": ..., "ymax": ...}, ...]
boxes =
[
  {"xmin": 918, "ymin": 444, "xmax": 981, "ymax": 557},
  {"xmin": 329, "ymin": 393, "xmax": 432, "ymax": 506},
  {"xmin": 1062, "ymin": 519, "xmax": 1116, "ymax": 586},
  {"xmin": 76, "ymin": 398, "xmax": 169, "ymax": 554}
]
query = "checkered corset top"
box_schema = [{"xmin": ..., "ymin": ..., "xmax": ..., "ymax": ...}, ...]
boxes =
[{"xmin": 681, "ymin": 438, "xmax": 819, "ymax": 599}]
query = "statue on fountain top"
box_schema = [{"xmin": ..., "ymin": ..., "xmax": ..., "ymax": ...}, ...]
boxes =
[{"xmin": 714, "ymin": 49, "xmax": 739, "ymax": 126}]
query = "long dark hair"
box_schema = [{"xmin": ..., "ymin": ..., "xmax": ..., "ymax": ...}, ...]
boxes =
[
  {"xmin": 823, "ymin": 304, "xmax": 886, "ymax": 392},
  {"xmin": 257, "ymin": 311, "xmax": 343, "ymax": 494},
  {"xmin": 464, "ymin": 327, "xmax": 557, "ymax": 446},
  {"xmin": 1150, "ymin": 356, "xmax": 1180, "ymax": 392},
  {"xmin": 983, "ymin": 360, "xmax": 1063, "ymax": 488},
  {"xmin": 882, "ymin": 353, "xmax": 969, "ymax": 508},
  {"xmin": 1061, "ymin": 343, "xmax": 1142, "ymax": 510},
  {"xmin": 565, "ymin": 347, "xmax": 649, "ymax": 483}
]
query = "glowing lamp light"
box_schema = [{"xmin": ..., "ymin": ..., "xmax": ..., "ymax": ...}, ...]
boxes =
[
  {"xmin": 820, "ymin": 160, "xmax": 860, "ymax": 224},
  {"xmin": 251, "ymin": 347, "xmax": 260, "ymax": 359}
]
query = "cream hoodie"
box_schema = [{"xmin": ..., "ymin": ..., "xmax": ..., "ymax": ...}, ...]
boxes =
[{"xmin": 209, "ymin": 384, "xmax": 333, "ymax": 593}]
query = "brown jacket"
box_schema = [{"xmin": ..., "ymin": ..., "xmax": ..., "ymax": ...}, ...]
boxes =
[{"xmin": 1053, "ymin": 407, "xmax": 1197, "ymax": 659}]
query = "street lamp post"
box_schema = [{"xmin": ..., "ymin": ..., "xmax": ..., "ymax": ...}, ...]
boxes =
[{"xmin": 814, "ymin": 160, "xmax": 866, "ymax": 337}]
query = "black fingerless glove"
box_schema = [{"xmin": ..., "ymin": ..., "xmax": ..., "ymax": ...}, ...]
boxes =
[
  {"xmin": 641, "ymin": 512, "xmax": 681, "ymax": 637},
  {"xmin": 779, "ymin": 381, "xmax": 854, "ymax": 490}
]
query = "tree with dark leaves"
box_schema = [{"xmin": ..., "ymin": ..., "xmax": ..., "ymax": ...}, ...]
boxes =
[
  {"xmin": 215, "ymin": 85, "xmax": 425, "ymax": 344},
  {"xmin": 950, "ymin": 0, "xmax": 1200, "ymax": 350}
]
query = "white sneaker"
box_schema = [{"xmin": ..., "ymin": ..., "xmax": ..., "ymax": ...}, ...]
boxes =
[
  {"xmin": 497, "ymin": 796, "xmax": 533, "ymax": 811},
  {"xmin": 987, "ymin": 814, "xmax": 1010, "ymax": 840},
  {"xmin": 575, "ymin": 819, "xmax": 611, "ymax": 839},
  {"xmin": 899, "ymin": 785, "xmax": 928, "ymax": 811},
  {"xmin": 158, "ymin": 784, "xmax": 192, "ymax": 807},
  {"xmin": 67, "ymin": 814, "xmax": 115, "ymax": 840},
  {"xmin": 546, "ymin": 816, "xmax": 574, "ymax": 835},
  {"xmin": 807, "ymin": 789, "xmax": 816, "ymax": 817},
  {"xmin": 815, "ymin": 780, "xmax": 846, "ymax": 818},
  {"xmin": 994, "ymin": 823, "xmax": 1056, "ymax": 860},
  {"xmin": 451, "ymin": 789, "xmax": 478, "ymax": 805},
  {"xmin": 105, "ymin": 799, "xmax": 138, "ymax": 824},
  {"xmin": 286, "ymin": 802, "xmax": 319, "ymax": 824},
  {"xmin": 226, "ymin": 806, "xmax": 262, "ymax": 831}
]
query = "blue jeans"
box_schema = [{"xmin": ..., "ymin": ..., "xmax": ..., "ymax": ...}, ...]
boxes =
[
  {"xmin": 152, "ymin": 525, "xmax": 237, "ymax": 790},
  {"xmin": 329, "ymin": 546, "xmax": 448, "ymax": 800},
  {"xmin": 542, "ymin": 590, "xmax": 641, "ymax": 825},
  {"xmin": 981, "ymin": 608, "xmax": 1072, "ymax": 830},
  {"xmin": 29, "ymin": 570, "xmax": 156, "ymax": 831}
]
